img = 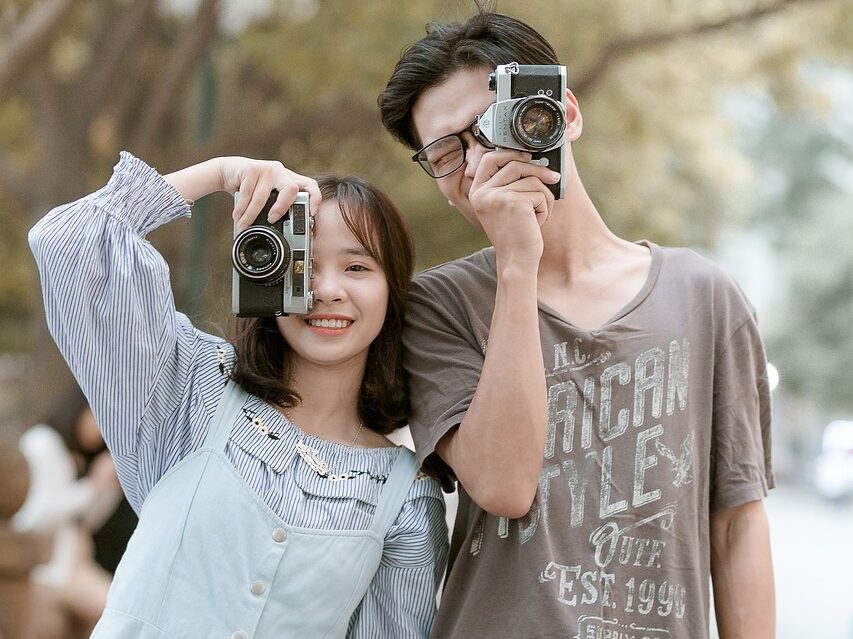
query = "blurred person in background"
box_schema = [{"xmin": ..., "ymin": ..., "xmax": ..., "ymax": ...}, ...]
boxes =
[
  {"xmin": 28, "ymin": 153, "xmax": 447, "ymax": 638},
  {"xmin": 12, "ymin": 383, "xmax": 132, "ymax": 637},
  {"xmin": 378, "ymin": 7, "xmax": 775, "ymax": 639}
]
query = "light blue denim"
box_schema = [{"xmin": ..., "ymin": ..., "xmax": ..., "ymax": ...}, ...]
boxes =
[{"xmin": 91, "ymin": 380, "xmax": 418, "ymax": 638}]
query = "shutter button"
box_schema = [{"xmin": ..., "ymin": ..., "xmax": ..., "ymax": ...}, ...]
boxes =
[
  {"xmin": 272, "ymin": 527, "xmax": 287, "ymax": 543},
  {"xmin": 251, "ymin": 581, "xmax": 266, "ymax": 595}
]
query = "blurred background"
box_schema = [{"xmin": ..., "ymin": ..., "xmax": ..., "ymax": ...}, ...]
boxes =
[{"xmin": 0, "ymin": 0, "xmax": 850, "ymax": 636}]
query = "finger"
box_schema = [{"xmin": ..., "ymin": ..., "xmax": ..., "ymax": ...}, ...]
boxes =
[
  {"xmin": 236, "ymin": 178, "xmax": 275, "ymax": 231},
  {"xmin": 232, "ymin": 174, "xmax": 259, "ymax": 222},
  {"xmin": 471, "ymin": 149, "xmax": 533, "ymax": 188},
  {"xmin": 267, "ymin": 182, "xmax": 299, "ymax": 223},
  {"xmin": 494, "ymin": 176, "xmax": 553, "ymax": 221},
  {"xmin": 298, "ymin": 177, "xmax": 322, "ymax": 218},
  {"xmin": 538, "ymin": 183, "xmax": 556, "ymax": 226},
  {"xmin": 531, "ymin": 190, "xmax": 550, "ymax": 222},
  {"xmin": 486, "ymin": 161, "xmax": 561, "ymax": 190},
  {"xmin": 503, "ymin": 177, "xmax": 552, "ymax": 218}
]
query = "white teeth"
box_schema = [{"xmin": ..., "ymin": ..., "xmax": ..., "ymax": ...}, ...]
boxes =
[{"xmin": 307, "ymin": 318, "xmax": 350, "ymax": 329}]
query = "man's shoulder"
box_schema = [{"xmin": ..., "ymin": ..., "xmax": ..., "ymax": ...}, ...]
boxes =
[
  {"xmin": 654, "ymin": 242, "xmax": 756, "ymax": 320},
  {"xmin": 410, "ymin": 246, "xmax": 496, "ymax": 298},
  {"xmin": 656, "ymin": 243, "xmax": 742, "ymax": 293}
]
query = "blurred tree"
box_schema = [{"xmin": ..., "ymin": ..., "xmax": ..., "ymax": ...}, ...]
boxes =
[
  {"xmin": 0, "ymin": 0, "xmax": 848, "ymax": 417},
  {"xmin": 743, "ymin": 78, "xmax": 853, "ymax": 412}
]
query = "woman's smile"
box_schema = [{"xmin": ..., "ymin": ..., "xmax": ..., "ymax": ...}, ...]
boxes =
[{"xmin": 305, "ymin": 315, "xmax": 355, "ymax": 334}]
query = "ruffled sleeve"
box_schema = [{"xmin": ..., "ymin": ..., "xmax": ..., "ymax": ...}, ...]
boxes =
[{"xmin": 29, "ymin": 152, "xmax": 228, "ymax": 512}]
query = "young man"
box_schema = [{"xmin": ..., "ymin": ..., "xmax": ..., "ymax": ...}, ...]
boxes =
[{"xmin": 379, "ymin": 10, "xmax": 775, "ymax": 639}]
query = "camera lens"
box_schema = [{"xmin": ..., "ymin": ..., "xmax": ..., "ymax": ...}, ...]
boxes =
[
  {"xmin": 511, "ymin": 96, "xmax": 566, "ymax": 151},
  {"xmin": 232, "ymin": 226, "xmax": 291, "ymax": 284},
  {"xmin": 245, "ymin": 237, "xmax": 274, "ymax": 268}
]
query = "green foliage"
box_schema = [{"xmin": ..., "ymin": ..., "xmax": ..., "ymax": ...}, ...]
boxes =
[{"xmin": 743, "ymin": 96, "xmax": 853, "ymax": 411}]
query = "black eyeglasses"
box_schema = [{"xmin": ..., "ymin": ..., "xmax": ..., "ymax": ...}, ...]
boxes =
[{"xmin": 411, "ymin": 119, "xmax": 495, "ymax": 179}]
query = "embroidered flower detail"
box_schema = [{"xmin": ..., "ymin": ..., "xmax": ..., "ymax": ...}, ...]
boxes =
[
  {"xmin": 242, "ymin": 408, "xmax": 281, "ymax": 440},
  {"xmin": 216, "ymin": 345, "xmax": 229, "ymax": 376},
  {"xmin": 294, "ymin": 438, "xmax": 388, "ymax": 484}
]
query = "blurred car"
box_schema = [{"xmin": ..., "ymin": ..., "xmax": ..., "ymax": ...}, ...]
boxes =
[{"xmin": 814, "ymin": 420, "xmax": 853, "ymax": 502}]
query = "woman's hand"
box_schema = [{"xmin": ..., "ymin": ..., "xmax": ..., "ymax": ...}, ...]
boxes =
[
  {"xmin": 163, "ymin": 156, "xmax": 322, "ymax": 230},
  {"xmin": 218, "ymin": 157, "xmax": 322, "ymax": 230}
]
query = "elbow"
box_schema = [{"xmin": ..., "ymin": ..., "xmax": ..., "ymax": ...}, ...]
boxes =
[
  {"xmin": 468, "ymin": 475, "xmax": 539, "ymax": 519},
  {"xmin": 28, "ymin": 221, "xmax": 46, "ymax": 258},
  {"xmin": 28, "ymin": 209, "xmax": 63, "ymax": 260}
]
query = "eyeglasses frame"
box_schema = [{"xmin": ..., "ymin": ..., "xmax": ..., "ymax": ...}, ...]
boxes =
[{"xmin": 410, "ymin": 118, "xmax": 496, "ymax": 179}]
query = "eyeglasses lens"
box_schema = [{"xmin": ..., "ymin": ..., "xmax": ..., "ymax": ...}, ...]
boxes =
[{"xmin": 418, "ymin": 136, "xmax": 464, "ymax": 178}]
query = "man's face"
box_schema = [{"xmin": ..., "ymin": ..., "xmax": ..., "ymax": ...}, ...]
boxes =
[{"xmin": 411, "ymin": 66, "xmax": 497, "ymax": 227}]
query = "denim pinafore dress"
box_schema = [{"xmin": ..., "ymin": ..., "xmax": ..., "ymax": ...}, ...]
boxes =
[{"xmin": 91, "ymin": 381, "xmax": 419, "ymax": 638}]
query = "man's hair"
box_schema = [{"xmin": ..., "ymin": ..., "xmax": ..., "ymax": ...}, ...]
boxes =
[
  {"xmin": 378, "ymin": 10, "xmax": 559, "ymax": 150},
  {"xmin": 229, "ymin": 174, "xmax": 415, "ymax": 435}
]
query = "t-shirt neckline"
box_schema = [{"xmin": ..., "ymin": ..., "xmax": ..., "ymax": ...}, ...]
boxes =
[{"xmin": 487, "ymin": 240, "xmax": 662, "ymax": 334}]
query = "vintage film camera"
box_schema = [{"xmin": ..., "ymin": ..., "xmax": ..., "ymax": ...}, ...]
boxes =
[
  {"xmin": 475, "ymin": 62, "xmax": 568, "ymax": 199},
  {"xmin": 231, "ymin": 190, "xmax": 313, "ymax": 317}
]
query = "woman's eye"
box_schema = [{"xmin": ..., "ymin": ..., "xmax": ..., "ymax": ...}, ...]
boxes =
[{"xmin": 346, "ymin": 264, "xmax": 368, "ymax": 272}]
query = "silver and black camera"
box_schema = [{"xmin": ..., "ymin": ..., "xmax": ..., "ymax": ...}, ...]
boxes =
[
  {"xmin": 231, "ymin": 190, "xmax": 313, "ymax": 317},
  {"xmin": 476, "ymin": 62, "xmax": 568, "ymax": 199}
]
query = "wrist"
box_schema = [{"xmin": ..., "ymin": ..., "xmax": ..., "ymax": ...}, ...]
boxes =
[
  {"xmin": 495, "ymin": 252, "xmax": 540, "ymax": 282},
  {"xmin": 163, "ymin": 158, "xmax": 226, "ymax": 203}
]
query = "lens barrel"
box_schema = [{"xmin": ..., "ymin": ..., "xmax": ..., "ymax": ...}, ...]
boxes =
[
  {"xmin": 232, "ymin": 226, "xmax": 290, "ymax": 284},
  {"xmin": 510, "ymin": 96, "xmax": 566, "ymax": 151}
]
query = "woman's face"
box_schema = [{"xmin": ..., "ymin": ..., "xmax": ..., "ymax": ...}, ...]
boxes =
[{"xmin": 276, "ymin": 199, "xmax": 389, "ymax": 371}]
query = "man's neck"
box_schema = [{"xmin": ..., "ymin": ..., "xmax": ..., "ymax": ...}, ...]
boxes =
[
  {"xmin": 532, "ymin": 171, "xmax": 654, "ymax": 330},
  {"xmin": 537, "ymin": 174, "xmax": 626, "ymax": 281}
]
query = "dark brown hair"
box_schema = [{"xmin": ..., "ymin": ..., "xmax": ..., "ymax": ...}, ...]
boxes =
[
  {"xmin": 228, "ymin": 175, "xmax": 415, "ymax": 434},
  {"xmin": 378, "ymin": 9, "xmax": 559, "ymax": 150}
]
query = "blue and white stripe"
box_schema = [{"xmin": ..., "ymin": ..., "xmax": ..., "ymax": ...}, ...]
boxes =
[{"xmin": 29, "ymin": 152, "xmax": 448, "ymax": 638}]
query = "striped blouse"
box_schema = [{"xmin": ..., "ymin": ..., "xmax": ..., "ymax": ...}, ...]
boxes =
[{"xmin": 28, "ymin": 152, "xmax": 448, "ymax": 638}]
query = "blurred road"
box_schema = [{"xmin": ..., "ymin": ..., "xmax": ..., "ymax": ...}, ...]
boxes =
[
  {"xmin": 711, "ymin": 482, "xmax": 853, "ymax": 639},
  {"xmin": 766, "ymin": 482, "xmax": 853, "ymax": 639}
]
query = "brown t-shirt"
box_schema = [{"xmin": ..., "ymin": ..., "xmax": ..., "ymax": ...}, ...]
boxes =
[{"xmin": 404, "ymin": 242, "xmax": 774, "ymax": 639}]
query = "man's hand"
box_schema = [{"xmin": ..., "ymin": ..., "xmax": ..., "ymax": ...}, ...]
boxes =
[{"xmin": 469, "ymin": 149, "xmax": 560, "ymax": 268}]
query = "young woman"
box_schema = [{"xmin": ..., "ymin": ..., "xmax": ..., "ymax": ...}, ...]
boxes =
[{"xmin": 29, "ymin": 152, "xmax": 448, "ymax": 638}]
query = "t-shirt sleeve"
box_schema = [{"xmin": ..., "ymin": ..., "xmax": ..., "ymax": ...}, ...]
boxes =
[
  {"xmin": 403, "ymin": 274, "xmax": 486, "ymax": 486},
  {"xmin": 710, "ymin": 310, "xmax": 775, "ymax": 513}
]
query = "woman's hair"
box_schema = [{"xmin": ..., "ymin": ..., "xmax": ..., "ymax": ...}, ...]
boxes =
[
  {"xmin": 229, "ymin": 175, "xmax": 415, "ymax": 435},
  {"xmin": 378, "ymin": 8, "xmax": 559, "ymax": 150}
]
